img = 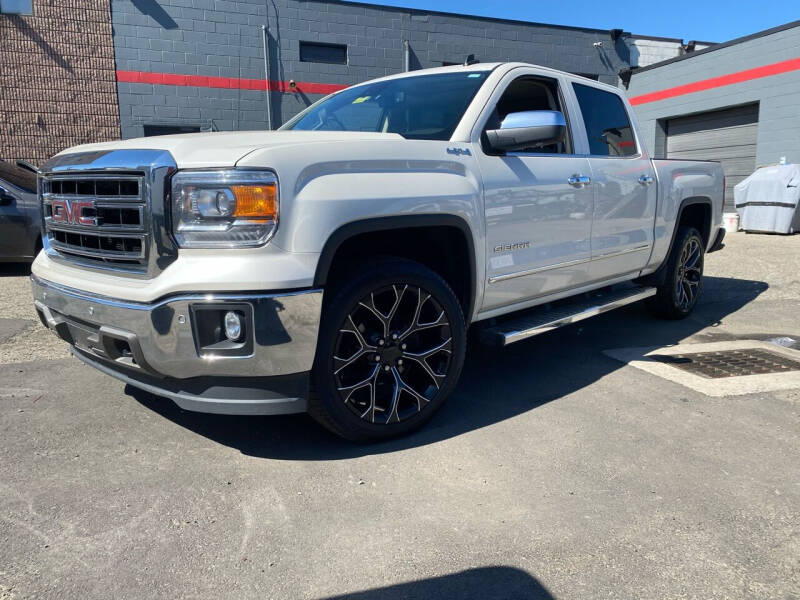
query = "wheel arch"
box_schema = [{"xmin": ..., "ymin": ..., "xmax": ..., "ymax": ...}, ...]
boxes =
[
  {"xmin": 637, "ymin": 196, "xmax": 712, "ymax": 287},
  {"xmin": 314, "ymin": 215, "xmax": 477, "ymax": 321},
  {"xmin": 676, "ymin": 196, "xmax": 713, "ymax": 247}
]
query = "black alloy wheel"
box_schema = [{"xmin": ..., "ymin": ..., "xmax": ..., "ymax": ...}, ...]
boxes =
[
  {"xmin": 333, "ymin": 284, "xmax": 453, "ymax": 424},
  {"xmin": 647, "ymin": 226, "xmax": 705, "ymax": 319},
  {"xmin": 310, "ymin": 259, "xmax": 466, "ymax": 442},
  {"xmin": 674, "ymin": 235, "xmax": 703, "ymax": 311}
]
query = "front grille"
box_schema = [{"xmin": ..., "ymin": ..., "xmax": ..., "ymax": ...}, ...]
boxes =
[{"xmin": 42, "ymin": 174, "xmax": 148, "ymax": 271}]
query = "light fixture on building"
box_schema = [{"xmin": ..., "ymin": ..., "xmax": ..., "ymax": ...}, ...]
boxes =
[{"xmin": 0, "ymin": 0, "xmax": 33, "ymax": 14}]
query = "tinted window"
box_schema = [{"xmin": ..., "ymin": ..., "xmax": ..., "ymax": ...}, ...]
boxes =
[
  {"xmin": 0, "ymin": 160, "xmax": 36, "ymax": 193},
  {"xmin": 572, "ymin": 83, "xmax": 637, "ymax": 157},
  {"xmin": 282, "ymin": 72, "xmax": 489, "ymax": 141},
  {"xmin": 300, "ymin": 42, "xmax": 347, "ymax": 65}
]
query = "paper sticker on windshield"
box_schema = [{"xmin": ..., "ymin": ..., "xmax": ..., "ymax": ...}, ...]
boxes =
[{"xmin": 352, "ymin": 96, "xmax": 371, "ymax": 104}]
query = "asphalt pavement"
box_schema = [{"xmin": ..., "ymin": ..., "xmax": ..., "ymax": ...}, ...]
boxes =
[{"xmin": 1, "ymin": 233, "xmax": 798, "ymax": 599}]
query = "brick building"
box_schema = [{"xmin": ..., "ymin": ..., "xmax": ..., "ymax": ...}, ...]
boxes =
[
  {"xmin": 0, "ymin": 0, "xmax": 120, "ymax": 165},
  {"xmin": 2, "ymin": 0, "xmax": 703, "ymax": 164}
]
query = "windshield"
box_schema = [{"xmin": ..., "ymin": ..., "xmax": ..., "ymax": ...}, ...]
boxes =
[{"xmin": 281, "ymin": 71, "xmax": 489, "ymax": 140}]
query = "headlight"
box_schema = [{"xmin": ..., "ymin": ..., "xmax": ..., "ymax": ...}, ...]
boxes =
[{"xmin": 171, "ymin": 170, "xmax": 278, "ymax": 248}]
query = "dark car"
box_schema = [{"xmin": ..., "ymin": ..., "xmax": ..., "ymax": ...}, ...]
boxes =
[{"xmin": 0, "ymin": 159, "xmax": 41, "ymax": 262}]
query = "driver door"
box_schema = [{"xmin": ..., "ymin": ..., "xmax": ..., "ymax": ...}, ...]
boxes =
[{"xmin": 474, "ymin": 71, "xmax": 594, "ymax": 312}]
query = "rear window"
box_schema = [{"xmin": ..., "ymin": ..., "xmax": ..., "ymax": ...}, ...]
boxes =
[{"xmin": 572, "ymin": 83, "xmax": 637, "ymax": 157}]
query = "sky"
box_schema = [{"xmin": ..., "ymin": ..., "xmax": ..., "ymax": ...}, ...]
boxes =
[{"xmin": 357, "ymin": 1, "xmax": 793, "ymax": 43}]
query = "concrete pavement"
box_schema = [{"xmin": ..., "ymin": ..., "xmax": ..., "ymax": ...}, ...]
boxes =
[{"xmin": 1, "ymin": 232, "xmax": 798, "ymax": 599}]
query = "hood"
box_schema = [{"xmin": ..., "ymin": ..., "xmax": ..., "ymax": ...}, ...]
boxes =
[{"xmin": 59, "ymin": 131, "xmax": 406, "ymax": 168}]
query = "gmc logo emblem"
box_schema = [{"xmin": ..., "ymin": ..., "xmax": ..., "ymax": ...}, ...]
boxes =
[{"xmin": 51, "ymin": 199, "xmax": 97, "ymax": 226}]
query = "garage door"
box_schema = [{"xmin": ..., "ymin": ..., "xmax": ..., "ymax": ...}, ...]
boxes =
[{"xmin": 666, "ymin": 103, "xmax": 759, "ymax": 211}]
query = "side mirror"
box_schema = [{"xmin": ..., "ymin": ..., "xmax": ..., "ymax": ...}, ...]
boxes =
[{"xmin": 486, "ymin": 110, "xmax": 567, "ymax": 153}]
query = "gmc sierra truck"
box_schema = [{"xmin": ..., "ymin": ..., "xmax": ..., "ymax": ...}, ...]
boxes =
[{"xmin": 31, "ymin": 63, "xmax": 725, "ymax": 441}]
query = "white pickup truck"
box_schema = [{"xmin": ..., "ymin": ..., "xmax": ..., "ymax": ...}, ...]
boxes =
[{"xmin": 31, "ymin": 62, "xmax": 725, "ymax": 441}]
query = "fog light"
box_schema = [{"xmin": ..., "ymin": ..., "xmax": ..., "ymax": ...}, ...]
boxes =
[{"xmin": 224, "ymin": 311, "xmax": 243, "ymax": 341}]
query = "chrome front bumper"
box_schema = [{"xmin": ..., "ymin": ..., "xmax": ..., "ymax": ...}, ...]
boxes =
[{"xmin": 31, "ymin": 276, "xmax": 323, "ymax": 415}]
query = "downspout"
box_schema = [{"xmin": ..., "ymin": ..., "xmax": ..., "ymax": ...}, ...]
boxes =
[
  {"xmin": 261, "ymin": 24, "xmax": 273, "ymax": 130},
  {"xmin": 403, "ymin": 40, "xmax": 410, "ymax": 72}
]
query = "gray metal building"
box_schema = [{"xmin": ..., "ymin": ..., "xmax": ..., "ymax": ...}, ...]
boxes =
[
  {"xmin": 111, "ymin": 0, "xmax": 692, "ymax": 139},
  {"xmin": 626, "ymin": 21, "xmax": 800, "ymax": 210}
]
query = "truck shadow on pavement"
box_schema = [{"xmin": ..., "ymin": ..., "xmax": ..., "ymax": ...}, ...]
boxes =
[
  {"xmin": 129, "ymin": 276, "xmax": 770, "ymax": 460},
  {"xmin": 316, "ymin": 566, "xmax": 554, "ymax": 600}
]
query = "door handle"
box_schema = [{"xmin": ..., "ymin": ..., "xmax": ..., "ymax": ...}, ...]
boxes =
[
  {"xmin": 638, "ymin": 174, "xmax": 655, "ymax": 186},
  {"xmin": 568, "ymin": 174, "xmax": 591, "ymax": 188}
]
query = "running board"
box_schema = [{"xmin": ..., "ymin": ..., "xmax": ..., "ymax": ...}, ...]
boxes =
[{"xmin": 479, "ymin": 286, "xmax": 657, "ymax": 346}]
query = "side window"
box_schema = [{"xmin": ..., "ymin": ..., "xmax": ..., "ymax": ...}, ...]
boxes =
[
  {"xmin": 483, "ymin": 76, "xmax": 571, "ymax": 154},
  {"xmin": 572, "ymin": 83, "xmax": 637, "ymax": 157}
]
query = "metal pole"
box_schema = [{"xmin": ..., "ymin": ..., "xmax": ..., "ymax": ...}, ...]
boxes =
[
  {"xmin": 261, "ymin": 24, "xmax": 273, "ymax": 131},
  {"xmin": 403, "ymin": 40, "xmax": 410, "ymax": 72}
]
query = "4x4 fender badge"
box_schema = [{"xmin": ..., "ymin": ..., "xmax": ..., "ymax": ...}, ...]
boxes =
[{"xmin": 446, "ymin": 147, "xmax": 472, "ymax": 157}]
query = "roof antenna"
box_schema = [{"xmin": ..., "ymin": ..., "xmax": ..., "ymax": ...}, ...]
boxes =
[{"xmin": 464, "ymin": 54, "xmax": 479, "ymax": 66}]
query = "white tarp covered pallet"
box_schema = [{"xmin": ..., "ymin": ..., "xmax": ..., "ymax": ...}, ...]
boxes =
[{"xmin": 734, "ymin": 164, "xmax": 800, "ymax": 234}]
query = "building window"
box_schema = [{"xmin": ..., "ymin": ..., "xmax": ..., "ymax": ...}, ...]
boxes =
[
  {"xmin": 143, "ymin": 124, "xmax": 201, "ymax": 137},
  {"xmin": 0, "ymin": 0, "xmax": 34, "ymax": 14},
  {"xmin": 300, "ymin": 42, "xmax": 347, "ymax": 65}
]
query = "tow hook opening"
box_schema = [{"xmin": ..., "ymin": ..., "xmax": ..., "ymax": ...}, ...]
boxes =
[{"xmin": 109, "ymin": 338, "xmax": 136, "ymax": 364}]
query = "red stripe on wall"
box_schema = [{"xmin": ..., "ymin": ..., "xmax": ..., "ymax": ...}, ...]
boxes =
[
  {"xmin": 116, "ymin": 70, "xmax": 348, "ymax": 95},
  {"xmin": 629, "ymin": 57, "xmax": 800, "ymax": 106}
]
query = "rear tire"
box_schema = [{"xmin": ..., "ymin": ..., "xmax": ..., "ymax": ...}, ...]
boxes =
[
  {"xmin": 309, "ymin": 259, "xmax": 466, "ymax": 443},
  {"xmin": 647, "ymin": 226, "xmax": 705, "ymax": 320}
]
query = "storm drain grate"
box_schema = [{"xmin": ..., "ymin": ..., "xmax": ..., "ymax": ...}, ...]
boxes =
[{"xmin": 649, "ymin": 348, "xmax": 800, "ymax": 379}]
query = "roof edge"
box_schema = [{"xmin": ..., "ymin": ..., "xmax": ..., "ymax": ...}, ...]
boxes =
[
  {"xmin": 631, "ymin": 19, "xmax": 800, "ymax": 74},
  {"xmin": 334, "ymin": 0, "xmax": 630, "ymax": 36}
]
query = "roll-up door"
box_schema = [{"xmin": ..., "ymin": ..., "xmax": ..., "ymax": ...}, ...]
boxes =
[{"xmin": 666, "ymin": 103, "xmax": 759, "ymax": 211}]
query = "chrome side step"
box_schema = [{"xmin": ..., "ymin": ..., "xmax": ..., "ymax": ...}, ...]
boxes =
[{"xmin": 479, "ymin": 286, "xmax": 657, "ymax": 346}]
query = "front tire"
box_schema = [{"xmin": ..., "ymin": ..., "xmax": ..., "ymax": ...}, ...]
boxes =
[
  {"xmin": 647, "ymin": 226, "xmax": 705, "ymax": 319},
  {"xmin": 309, "ymin": 259, "xmax": 467, "ymax": 442}
]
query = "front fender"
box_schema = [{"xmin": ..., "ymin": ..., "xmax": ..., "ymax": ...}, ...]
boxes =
[{"xmin": 237, "ymin": 139, "xmax": 487, "ymax": 313}]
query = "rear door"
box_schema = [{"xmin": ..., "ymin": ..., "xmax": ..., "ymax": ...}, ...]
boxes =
[
  {"xmin": 569, "ymin": 82, "xmax": 657, "ymax": 282},
  {"xmin": 474, "ymin": 69, "xmax": 594, "ymax": 312}
]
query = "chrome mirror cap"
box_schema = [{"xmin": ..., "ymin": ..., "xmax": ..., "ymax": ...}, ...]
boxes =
[{"xmin": 486, "ymin": 110, "xmax": 567, "ymax": 153}]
